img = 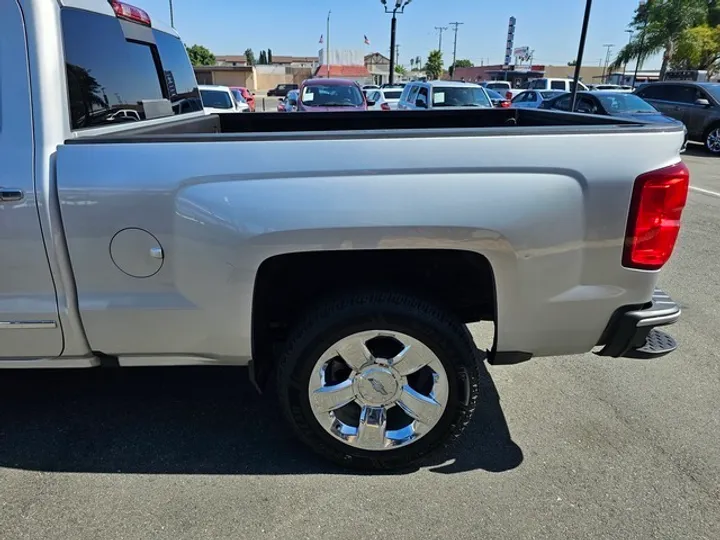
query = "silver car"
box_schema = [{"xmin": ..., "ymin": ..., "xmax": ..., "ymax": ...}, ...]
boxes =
[
  {"xmin": 511, "ymin": 90, "xmax": 567, "ymax": 109},
  {"xmin": 397, "ymin": 81, "xmax": 492, "ymax": 110}
]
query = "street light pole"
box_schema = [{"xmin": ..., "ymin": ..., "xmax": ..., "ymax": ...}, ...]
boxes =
[
  {"xmin": 632, "ymin": 0, "xmax": 649, "ymax": 88},
  {"xmin": 570, "ymin": 0, "xmax": 593, "ymax": 112},
  {"xmin": 327, "ymin": 10, "xmax": 331, "ymax": 78},
  {"xmin": 168, "ymin": 0, "xmax": 174, "ymax": 27},
  {"xmin": 382, "ymin": 0, "xmax": 412, "ymax": 85},
  {"xmin": 622, "ymin": 29, "xmax": 633, "ymax": 82}
]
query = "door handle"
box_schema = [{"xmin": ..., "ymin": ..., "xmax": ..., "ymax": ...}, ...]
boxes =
[{"xmin": 0, "ymin": 188, "xmax": 24, "ymax": 202}]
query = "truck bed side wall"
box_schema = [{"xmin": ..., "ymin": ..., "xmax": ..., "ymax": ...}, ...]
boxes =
[{"xmin": 55, "ymin": 128, "xmax": 684, "ymax": 361}]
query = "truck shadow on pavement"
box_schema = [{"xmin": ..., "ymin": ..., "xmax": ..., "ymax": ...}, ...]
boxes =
[{"xmin": 0, "ymin": 357, "xmax": 523, "ymax": 476}]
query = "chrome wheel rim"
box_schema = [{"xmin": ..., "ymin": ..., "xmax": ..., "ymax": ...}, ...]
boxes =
[
  {"xmin": 707, "ymin": 128, "xmax": 720, "ymax": 153},
  {"xmin": 308, "ymin": 330, "xmax": 449, "ymax": 451}
]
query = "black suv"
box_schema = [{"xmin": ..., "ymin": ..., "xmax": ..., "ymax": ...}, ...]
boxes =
[
  {"xmin": 634, "ymin": 81, "xmax": 720, "ymax": 154},
  {"xmin": 267, "ymin": 83, "xmax": 299, "ymax": 98}
]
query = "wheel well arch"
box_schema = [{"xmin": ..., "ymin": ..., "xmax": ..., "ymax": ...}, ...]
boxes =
[{"xmin": 250, "ymin": 249, "xmax": 496, "ymax": 389}]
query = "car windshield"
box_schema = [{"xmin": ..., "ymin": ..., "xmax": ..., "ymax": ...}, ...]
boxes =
[
  {"xmin": 486, "ymin": 89, "xmax": 504, "ymax": 100},
  {"xmin": 432, "ymin": 87, "xmax": 491, "ymax": 107},
  {"xmin": 301, "ymin": 84, "xmax": 364, "ymax": 106},
  {"xmin": 486, "ymin": 82, "xmax": 510, "ymax": 90},
  {"xmin": 200, "ymin": 89, "xmax": 233, "ymax": 109},
  {"xmin": 596, "ymin": 94, "xmax": 658, "ymax": 114},
  {"xmin": 383, "ymin": 90, "xmax": 402, "ymax": 100},
  {"xmin": 540, "ymin": 91, "xmax": 565, "ymax": 99}
]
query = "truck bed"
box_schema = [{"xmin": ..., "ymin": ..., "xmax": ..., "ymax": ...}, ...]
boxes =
[{"xmin": 68, "ymin": 108, "xmax": 685, "ymax": 143}]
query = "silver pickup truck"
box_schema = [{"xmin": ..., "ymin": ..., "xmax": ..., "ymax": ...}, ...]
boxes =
[{"xmin": 2, "ymin": 0, "xmax": 689, "ymax": 470}]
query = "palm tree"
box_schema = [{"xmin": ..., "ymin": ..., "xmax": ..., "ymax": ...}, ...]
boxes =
[{"xmin": 610, "ymin": 0, "xmax": 708, "ymax": 79}]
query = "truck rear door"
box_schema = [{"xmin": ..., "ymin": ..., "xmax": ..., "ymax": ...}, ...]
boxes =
[{"xmin": 0, "ymin": 0, "xmax": 63, "ymax": 357}]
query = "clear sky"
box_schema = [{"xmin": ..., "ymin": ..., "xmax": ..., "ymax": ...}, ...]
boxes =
[{"xmin": 135, "ymin": 0, "xmax": 660, "ymax": 69}]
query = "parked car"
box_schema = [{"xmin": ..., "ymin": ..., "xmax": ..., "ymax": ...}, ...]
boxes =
[
  {"xmin": 588, "ymin": 84, "xmax": 633, "ymax": 93},
  {"xmin": 230, "ymin": 86, "xmax": 255, "ymax": 112},
  {"xmin": 523, "ymin": 78, "xmax": 590, "ymax": 93},
  {"xmin": 511, "ymin": 90, "xmax": 566, "ymax": 109},
  {"xmin": 486, "ymin": 89, "xmax": 511, "ymax": 108},
  {"xmin": 634, "ymin": 81, "xmax": 720, "ymax": 154},
  {"xmin": 478, "ymin": 80, "xmax": 522, "ymax": 100},
  {"xmin": 199, "ymin": 84, "xmax": 248, "ymax": 114},
  {"xmin": 365, "ymin": 88, "xmax": 403, "ymax": 111},
  {"xmin": 297, "ymin": 78, "xmax": 369, "ymax": 112},
  {"xmin": 4, "ymin": 0, "xmax": 689, "ymax": 471},
  {"xmin": 397, "ymin": 81, "xmax": 493, "ymax": 110},
  {"xmin": 277, "ymin": 89, "xmax": 299, "ymax": 112},
  {"xmin": 540, "ymin": 91, "xmax": 681, "ymax": 123},
  {"xmin": 267, "ymin": 83, "xmax": 298, "ymax": 97},
  {"xmin": 363, "ymin": 84, "xmax": 380, "ymax": 91}
]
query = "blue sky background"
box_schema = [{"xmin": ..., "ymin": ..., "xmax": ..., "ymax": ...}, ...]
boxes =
[{"xmin": 136, "ymin": 0, "xmax": 660, "ymax": 69}]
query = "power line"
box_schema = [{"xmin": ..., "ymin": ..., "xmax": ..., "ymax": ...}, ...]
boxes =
[{"xmin": 448, "ymin": 21, "xmax": 464, "ymax": 73}]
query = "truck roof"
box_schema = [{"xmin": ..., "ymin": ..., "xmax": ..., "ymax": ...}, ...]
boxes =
[{"xmin": 53, "ymin": 0, "xmax": 179, "ymax": 37}]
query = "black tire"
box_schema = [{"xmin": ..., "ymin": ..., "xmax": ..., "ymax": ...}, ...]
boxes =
[
  {"xmin": 276, "ymin": 291, "xmax": 481, "ymax": 471},
  {"xmin": 704, "ymin": 123, "xmax": 720, "ymax": 155}
]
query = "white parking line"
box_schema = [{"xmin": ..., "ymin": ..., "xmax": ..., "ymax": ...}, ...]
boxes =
[{"xmin": 690, "ymin": 186, "xmax": 720, "ymax": 198}]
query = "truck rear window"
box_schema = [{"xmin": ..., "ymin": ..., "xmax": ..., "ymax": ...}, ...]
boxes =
[{"xmin": 61, "ymin": 8, "xmax": 201, "ymax": 130}]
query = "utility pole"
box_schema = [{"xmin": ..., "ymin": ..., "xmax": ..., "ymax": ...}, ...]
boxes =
[
  {"xmin": 435, "ymin": 26, "xmax": 448, "ymax": 52},
  {"xmin": 327, "ymin": 10, "xmax": 331, "ymax": 78},
  {"xmin": 382, "ymin": 1, "xmax": 412, "ymax": 85},
  {"xmin": 449, "ymin": 21, "xmax": 464, "ymax": 75},
  {"xmin": 395, "ymin": 44, "xmax": 400, "ymax": 66},
  {"xmin": 168, "ymin": 0, "xmax": 174, "ymax": 27},
  {"xmin": 602, "ymin": 43, "xmax": 614, "ymax": 83}
]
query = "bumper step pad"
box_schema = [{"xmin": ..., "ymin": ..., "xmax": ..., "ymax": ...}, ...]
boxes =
[{"xmin": 624, "ymin": 328, "xmax": 678, "ymax": 359}]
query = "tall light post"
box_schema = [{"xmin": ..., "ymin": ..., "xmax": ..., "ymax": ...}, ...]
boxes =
[
  {"xmin": 622, "ymin": 29, "xmax": 633, "ymax": 82},
  {"xmin": 632, "ymin": 0, "xmax": 650, "ymax": 88},
  {"xmin": 570, "ymin": 0, "xmax": 593, "ymax": 112},
  {"xmin": 168, "ymin": 0, "xmax": 174, "ymax": 27},
  {"xmin": 326, "ymin": 10, "xmax": 331, "ymax": 78},
  {"xmin": 381, "ymin": 0, "xmax": 412, "ymax": 85}
]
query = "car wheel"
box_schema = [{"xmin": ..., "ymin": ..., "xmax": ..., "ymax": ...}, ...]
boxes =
[
  {"xmin": 704, "ymin": 125, "xmax": 720, "ymax": 155},
  {"xmin": 276, "ymin": 291, "xmax": 481, "ymax": 470}
]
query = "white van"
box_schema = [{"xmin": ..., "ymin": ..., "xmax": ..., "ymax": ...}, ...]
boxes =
[
  {"xmin": 524, "ymin": 78, "xmax": 589, "ymax": 92},
  {"xmin": 397, "ymin": 81, "xmax": 492, "ymax": 110}
]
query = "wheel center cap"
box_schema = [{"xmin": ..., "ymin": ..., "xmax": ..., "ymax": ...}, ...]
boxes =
[{"xmin": 355, "ymin": 366, "xmax": 400, "ymax": 406}]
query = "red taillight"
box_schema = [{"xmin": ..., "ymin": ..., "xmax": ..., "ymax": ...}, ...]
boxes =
[
  {"xmin": 110, "ymin": 1, "xmax": 151, "ymax": 26},
  {"xmin": 623, "ymin": 161, "xmax": 689, "ymax": 270},
  {"xmin": 501, "ymin": 100, "xmax": 511, "ymax": 108},
  {"xmin": 381, "ymin": 102, "xmax": 391, "ymax": 111}
]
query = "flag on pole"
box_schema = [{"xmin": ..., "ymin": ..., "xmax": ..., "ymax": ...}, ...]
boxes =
[
  {"xmin": 319, "ymin": 34, "xmax": 324, "ymax": 44},
  {"xmin": 364, "ymin": 35, "xmax": 370, "ymax": 45}
]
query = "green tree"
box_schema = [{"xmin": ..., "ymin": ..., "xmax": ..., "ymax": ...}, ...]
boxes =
[
  {"xmin": 245, "ymin": 48, "xmax": 256, "ymax": 66},
  {"xmin": 610, "ymin": 0, "xmax": 709, "ymax": 79},
  {"xmin": 268, "ymin": 49, "xmax": 273, "ymax": 63},
  {"xmin": 424, "ymin": 50, "xmax": 443, "ymax": 80},
  {"xmin": 258, "ymin": 50, "xmax": 267, "ymax": 65},
  {"xmin": 395, "ymin": 65, "xmax": 407, "ymax": 76},
  {"xmin": 567, "ymin": 59, "xmax": 577, "ymax": 66},
  {"xmin": 672, "ymin": 24, "xmax": 720, "ymax": 74},
  {"xmin": 185, "ymin": 44, "xmax": 215, "ymax": 66}
]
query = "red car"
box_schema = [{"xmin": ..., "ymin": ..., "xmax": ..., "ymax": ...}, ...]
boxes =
[{"xmin": 230, "ymin": 86, "xmax": 255, "ymax": 112}]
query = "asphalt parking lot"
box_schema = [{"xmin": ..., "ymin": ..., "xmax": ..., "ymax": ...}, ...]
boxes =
[{"xmin": 0, "ymin": 149, "xmax": 718, "ymax": 540}]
